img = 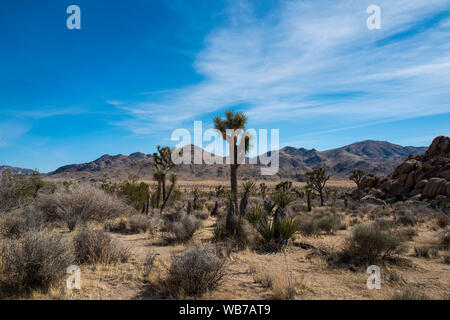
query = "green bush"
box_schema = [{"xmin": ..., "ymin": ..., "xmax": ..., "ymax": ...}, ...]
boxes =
[{"xmin": 340, "ymin": 223, "xmax": 403, "ymax": 265}]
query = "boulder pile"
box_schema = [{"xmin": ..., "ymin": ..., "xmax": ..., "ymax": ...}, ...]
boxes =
[{"xmin": 357, "ymin": 136, "xmax": 450, "ymax": 201}]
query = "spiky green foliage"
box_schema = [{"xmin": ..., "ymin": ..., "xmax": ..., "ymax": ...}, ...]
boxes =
[
  {"xmin": 245, "ymin": 205, "xmax": 266, "ymax": 225},
  {"xmin": 272, "ymin": 189, "xmax": 294, "ymax": 208}
]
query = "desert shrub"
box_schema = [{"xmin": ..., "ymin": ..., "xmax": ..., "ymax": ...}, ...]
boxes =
[
  {"xmin": 73, "ymin": 229, "xmax": 130, "ymax": 265},
  {"xmin": 0, "ymin": 232, "xmax": 73, "ymax": 297},
  {"xmin": 0, "ymin": 170, "xmax": 46, "ymax": 211},
  {"xmin": 213, "ymin": 215, "xmax": 257, "ymax": 249},
  {"xmin": 443, "ymin": 253, "xmax": 450, "ymax": 264},
  {"xmin": 316, "ymin": 216, "xmax": 339, "ymax": 234},
  {"xmin": 246, "ymin": 205, "xmax": 266, "ymax": 225},
  {"xmin": 193, "ymin": 210, "xmax": 210, "ymax": 220},
  {"xmin": 0, "ymin": 210, "xmax": 46, "ymax": 239},
  {"xmin": 339, "ymin": 223, "xmax": 403, "ymax": 265},
  {"xmin": 436, "ymin": 215, "xmax": 449, "ymax": 229},
  {"xmin": 396, "ymin": 214, "xmax": 416, "ymax": 226},
  {"xmin": 0, "ymin": 214, "xmax": 28, "ymax": 239},
  {"xmin": 37, "ymin": 184, "xmax": 131, "ymax": 231},
  {"xmin": 102, "ymin": 181, "xmax": 150, "ymax": 213},
  {"xmin": 104, "ymin": 218, "xmax": 128, "ymax": 233},
  {"xmin": 391, "ymin": 287, "xmax": 429, "ymax": 300},
  {"xmin": 165, "ymin": 246, "xmax": 226, "ymax": 297},
  {"xmin": 128, "ymin": 214, "xmax": 157, "ymax": 234},
  {"xmin": 414, "ymin": 246, "xmax": 439, "ymax": 259},
  {"xmin": 297, "ymin": 216, "xmax": 319, "ymax": 236},
  {"xmin": 375, "ymin": 219, "xmax": 395, "ymax": 231},
  {"xmin": 396, "ymin": 227, "xmax": 418, "ymax": 241},
  {"xmin": 441, "ymin": 232, "xmax": 450, "ymax": 249},
  {"xmin": 164, "ymin": 213, "xmax": 202, "ymax": 243}
]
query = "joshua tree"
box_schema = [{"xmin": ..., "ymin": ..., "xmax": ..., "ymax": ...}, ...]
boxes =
[
  {"xmin": 152, "ymin": 145, "xmax": 175, "ymax": 202},
  {"xmin": 160, "ymin": 174, "xmax": 178, "ymax": 213},
  {"xmin": 192, "ymin": 187, "xmax": 201, "ymax": 210},
  {"xmin": 349, "ymin": 169, "xmax": 365, "ymax": 200},
  {"xmin": 304, "ymin": 185, "xmax": 313, "ymax": 212},
  {"xmin": 214, "ymin": 110, "xmax": 250, "ymax": 232},
  {"xmin": 275, "ymin": 180, "xmax": 292, "ymax": 192},
  {"xmin": 153, "ymin": 168, "xmax": 166, "ymax": 209},
  {"xmin": 239, "ymin": 181, "xmax": 256, "ymax": 216},
  {"xmin": 306, "ymin": 168, "xmax": 330, "ymax": 206}
]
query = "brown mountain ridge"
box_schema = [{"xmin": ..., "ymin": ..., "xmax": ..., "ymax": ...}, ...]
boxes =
[{"xmin": 46, "ymin": 140, "xmax": 427, "ymax": 182}]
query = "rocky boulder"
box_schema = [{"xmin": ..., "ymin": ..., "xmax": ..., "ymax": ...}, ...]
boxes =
[{"xmin": 359, "ymin": 136, "xmax": 450, "ymax": 201}]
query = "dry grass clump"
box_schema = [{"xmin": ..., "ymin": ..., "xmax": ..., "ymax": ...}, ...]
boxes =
[
  {"xmin": 104, "ymin": 214, "xmax": 160, "ymax": 234},
  {"xmin": 73, "ymin": 228, "xmax": 130, "ymax": 265},
  {"xmin": 164, "ymin": 246, "xmax": 226, "ymax": 298},
  {"xmin": 37, "ymin": 183, "xmax": 131, "ymax": 231},
  {"xmin": 164, "ymin": 213, "xmax": 202, "ymax": 243},
  {"xmin": 0, "ymin": 232, "xmax": 73, "ymax": 297},
  {"xmin": 391, "ymin": 286, "xmax": 429, "ymax": 300},
  {"xmin": 250, "ymin": 264, "xmax": 305, "ymax": 300}
]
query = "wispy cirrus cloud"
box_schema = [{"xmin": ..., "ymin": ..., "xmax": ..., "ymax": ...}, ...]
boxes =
[{"xmin": 111, "ymin": 0, "xmax": 450, "ymax": 134}]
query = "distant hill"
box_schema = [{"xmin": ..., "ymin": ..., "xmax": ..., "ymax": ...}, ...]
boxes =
[
  {"xmin": 46, "ymin": 140, "xmax": 427, "ymax": 182},
  {"xmin": 0, "ymin": 166, "xmax": 35, "ymax": 175}
]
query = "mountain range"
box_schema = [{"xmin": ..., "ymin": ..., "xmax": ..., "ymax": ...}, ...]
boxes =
[
  {"xmin": 0, "ymin": 166, "xmax": 35, "ymax": 175},
  {"xmin": 43, "ymin": 140, "xmax": 427, "ymax": 182}
]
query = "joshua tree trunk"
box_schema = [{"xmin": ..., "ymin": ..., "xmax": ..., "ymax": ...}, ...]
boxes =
[
  {"xmin": 319, "ymin": 190, "xmax": 324, "ymax": 206},
  {"xmin": 156, "ymin": 181, "xmax": 161, "ymax": 209},
  {"xmin": 211, "ymin": 201, "xmax": 219, "ymax": 216},
  {"xmin": 160, "ymin": 184, "xmax": 175, "ymax": 213},
  {"xmin": 226, "ymin": 200, "xmax": 236, "ymax": 234},
  {"xmin": 306, "ymin": 190, "xmax": 312, "ymax": 212},
  {"xmin": 162, "ymin": 180, "xmax": 166, "ymax": 202},
  {"xmin": 230, "ymin": 163, "xmax": 238, "ymax": 216}
]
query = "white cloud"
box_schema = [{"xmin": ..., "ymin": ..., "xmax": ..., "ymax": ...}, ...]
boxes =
[{"xmin": 112, "ymin": 0, "xmax": 450, "ymax": 133}]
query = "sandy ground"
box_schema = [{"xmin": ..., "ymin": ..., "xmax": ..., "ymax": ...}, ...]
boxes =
[{"xmin": 61, "ymin": 215, "xmax": 449, "ymax": 300}]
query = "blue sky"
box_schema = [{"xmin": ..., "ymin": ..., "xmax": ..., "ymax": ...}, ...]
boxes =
[{"xmin": 0, "ymin": 0, "xmax": 449, "ymax": 173}]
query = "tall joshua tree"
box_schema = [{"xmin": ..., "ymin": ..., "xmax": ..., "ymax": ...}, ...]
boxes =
[
  {"xmin": 152, "ymin": 145, "xmax": 175, "ymax": 206},
  {"xmin": 214, "ymin": 110, "xmax": 250, "ymax": 217},
  {"xmin": 214, "ymin": 111, "xmax": 251, "ymax": 235},
  {"xmin": 349, "ymin": 169, "xmax": 365, "ymax": 200},
  {"xmin": 306, "ymin": 168, "xmax": 330, "ymax": 206}
]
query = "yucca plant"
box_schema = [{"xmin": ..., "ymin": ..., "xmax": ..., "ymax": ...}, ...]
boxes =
[
  {"xmin": 246, "ymin": 205, "xmax": 266, "ymax": 225},
  {"xmin": 240, "ymin": 181, "xmax": 256, "ymax": 216},
  {"xmin": 256, "ymin": 217, "xmax": 276, "ymax": 243},
  {"xmin": 275, "ymin": 218, "xmax": 298, "ymax": 244}
]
